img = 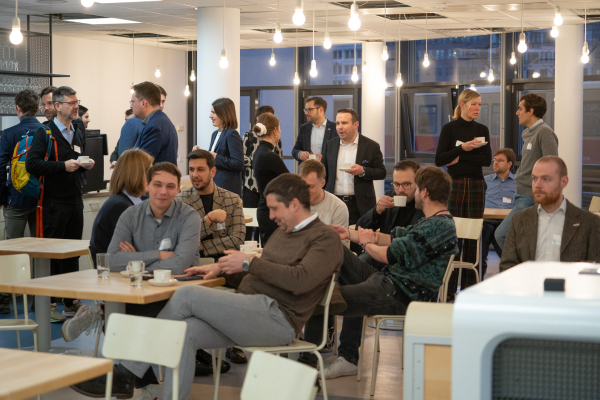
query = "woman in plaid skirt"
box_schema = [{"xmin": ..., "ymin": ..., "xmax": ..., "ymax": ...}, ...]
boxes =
[{"xmin": 435, "ymin": 89, "xmax": 492, "ymax": 295}]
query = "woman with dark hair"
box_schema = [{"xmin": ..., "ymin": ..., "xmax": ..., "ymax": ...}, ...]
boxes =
[
  {"xmin": 252, "ymin": 113, "xmax": 289, "ymax": 244},
  {"xmin": 207, "ymin": 98, "xmax": 244, "ymax": 196}
]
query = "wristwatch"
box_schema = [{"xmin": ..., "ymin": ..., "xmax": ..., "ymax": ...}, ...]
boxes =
[
  {"xmin": 242, "ymin": 255, "xmax": 252, "ymax": 272},
  {"xmin": 359, "ymin": 167, "xmax": 366, "ymax": 178}
]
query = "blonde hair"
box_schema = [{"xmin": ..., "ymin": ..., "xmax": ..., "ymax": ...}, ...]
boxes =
[
  {"xmin": 110, "ymin": 148, "xmax": 154, "ymax": 197},
  {"xmin": 453, "ymin": 89, "xmax": 481, "ymax": 120}
]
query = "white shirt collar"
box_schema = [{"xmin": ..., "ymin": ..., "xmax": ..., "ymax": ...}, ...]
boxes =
[
  {"xmin": 529, "ymin": 119, "xmax": 544, "ymax": 130},
  {"xmin": 340, "ymin": 133, "xmax": 359, "ymax": 146},
  {"xmin": 123, "ymin": 189, "xmax": 143, "ymax": 205},
  {"xmin": 292, "ymin": 213, "xmax": 318, "ymax": 232},
  {"xmin": 537, "ymin": 197, "xmax": 567, "ymax": 216},
  {"xmin": 313, "ymin": 119, "xmax": 327, "ymax": 129}
]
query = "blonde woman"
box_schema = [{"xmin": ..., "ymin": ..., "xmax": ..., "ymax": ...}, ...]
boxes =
[{"xmin": 435, "ymin": 89, "xmax": 491, "ymax": 291}]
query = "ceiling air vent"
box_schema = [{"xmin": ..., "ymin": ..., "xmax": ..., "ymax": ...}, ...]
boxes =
[
  {"xmin": 380, "ymin": 13, "xmax": 446, "ymax": 20},
  {"xmin": 433, "ymin": 27, "xmax": 506, "ymax": 35},
  {"xmin": 110, "ymin": 33, "xmax": 171, "ymax": 38},
  {"xmin": 253, "ymin": 28, "xmax": 314, "ymax": 34},
  {"xmin": 332, "ymin": 1, "xmax": 410, "ymax": 9}
]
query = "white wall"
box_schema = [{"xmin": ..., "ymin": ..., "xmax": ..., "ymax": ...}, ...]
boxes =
[{"xmin": 52, "ymin": 35, "xmax": 188, "ymax": 179}]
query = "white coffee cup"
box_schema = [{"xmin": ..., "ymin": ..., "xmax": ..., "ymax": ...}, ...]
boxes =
[
  {"xmin": 475, "ymin": 137, "xmax": 486, "ymax": 143},
  {"xmin": 342, "ymin": 162, "xmax": 352, "ymax": 170},
  {"xmin": 394, "ymin": 196, "xmax": 407, "ymax": 207},
  {"xmin": 128, "ymin": 260, "xmax": 143, "ymax": 273},
  {"xmin": 154, "ymin": 270, "xmax": 171, "ymax": 283},
  {"xmin": 244, "ymin": 241, "xmax": 258, "ymax": 248},
  {"xmin": 240, "ymin": 244, "xmax": 256, "ymax": 254},
  {"xmin": 78, "ymin": 156, "xmax": 89, "ymax": 163},
  {"xmin": 309, "ymin": 154, "xmax": 317, "ymax": 160}
]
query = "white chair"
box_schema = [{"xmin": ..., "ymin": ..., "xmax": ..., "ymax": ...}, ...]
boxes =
[
  {"xmin": 240, "ymin": 351, "xmax": 318, "ymax": 400},
  {"xmin": 243, "ymin": 208, "xmax": 259, "ymax": 228},
  {"xmin": 589, "ymin": 196, "xmax": 600, "ymax": 212},
  {"xmin": 452, "ymin": 217, "xmax": 484, "ymax": 291},
  {"xmin": 438, "ymin": 254, "xmax": 457, "ymax": 303},
  {"xmin": 212, "ymin": 275, "xmax": 337, "ymax": 400},
  {"xmin": 0, "ymin": 254, "xmax": 39, "ymax": 351},
  {"xmin": 103, "ymin": 313, "xmax": 187, "ymax": 400}
]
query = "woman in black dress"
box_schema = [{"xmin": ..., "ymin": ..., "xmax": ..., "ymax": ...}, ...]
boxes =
[{"xmin": 252, "ymin": 113, "xmax": 289, "ymax": 244}]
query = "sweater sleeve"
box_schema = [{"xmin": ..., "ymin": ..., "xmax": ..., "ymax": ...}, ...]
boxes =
[
  {"xmin": 25, "ymin": 127, "xmax": 66, "ymax": 176},
  {"xmin": 538, "ymin": 128, "xmax": 559, "ymax": 157},
  {"xmin": 457, "ymin": 126, "xmax": 492, "ymax": 167},
  {"xmin": 435, "ymin": 124, "xmax": 464, "ymax": 166}
]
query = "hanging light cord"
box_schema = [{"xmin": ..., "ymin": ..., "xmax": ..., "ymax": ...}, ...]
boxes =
[
  {"xmin": 15, "ymin": 0, "xmax": 18, "ymax": 19},
  {"xmin": 312, "ymin": 0, "xmax": 315, "ymax": 60},
  {"xmin": 186, "ymin": 40, "xmax": 188, "ymax": 83},
  {"xmin": 489, "ymin": 34, "xmax": 492, "ymax": 68},
  {"xmin": 425, "ymin": 13, "xmax": 428, "ymax": 53},
  {"xmin": 277, "ymin": 0, "xmax": 279, "ymax": 25},
  {"xmin": 132, "ymin": 33, "xmax": 135, "ymax": 83},
  {"xmin": 585, "ymin": 2, "xmax": 587, "ymax": 40},
  {"xmin": 521, "ymin": 0, "xmax": 524, "ymax": 33},
  {"xmin": 398, "ymin": 14, "xmax": 401, "ymax": 60},
  {"xmin": 383, "ymin": 0, "xmax": 386, "ymax": 43},
  {"xmin": 223, "ymin": 0, "xmax": 225, "ymax": 48},
  {"xmin": 354, "ymin": 30, "xmax": 356, "ymax": 66}
]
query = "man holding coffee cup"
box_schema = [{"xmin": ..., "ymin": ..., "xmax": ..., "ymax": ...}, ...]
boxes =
[{"xmin": 292, "ymin": 97, "xmax": 336, "ymax": 163}]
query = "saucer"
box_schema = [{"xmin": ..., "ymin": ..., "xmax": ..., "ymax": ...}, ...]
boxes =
[
  {"xmin": 474, "ymin": 142, "xmax": 488, "ymax": 147},
  {"xmin": 80, "ymin": 162, "xmax": 93, "ymax": 166},
  {"xmin": 148, "ymin": 279, "xmax": 177, "ymax": 287},
  {"xmin": 339, "ymin": 168, "xmax": 352, "ymax": 172}
]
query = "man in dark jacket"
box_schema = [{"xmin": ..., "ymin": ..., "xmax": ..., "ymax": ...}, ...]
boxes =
[
  {"xmin": 25, "ymin": 86, "xmax": 94, "ymax": 321},
  {"xmin": 0, "ymin": 90, "xmax": 44, "ymax": 314}
]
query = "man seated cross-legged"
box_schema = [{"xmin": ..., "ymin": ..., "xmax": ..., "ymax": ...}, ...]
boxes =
[
  {"xmin": 302, "ymin": 166, "xmax": 459, "ymax": 378},
  {"xmin": 71, "ymin": 173, "xmax": 344, "ymax": 400}
]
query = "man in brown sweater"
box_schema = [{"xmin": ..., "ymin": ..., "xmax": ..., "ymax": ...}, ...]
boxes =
[{"xmin": 72, "ymin": 173, "xmax": 344, "ymax": 400}]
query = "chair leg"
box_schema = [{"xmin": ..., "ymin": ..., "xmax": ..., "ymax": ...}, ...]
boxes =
[
  {"xmin": 313, "ymin": 351, "xmax": 328, "ymax": 400},
  {"xmin": 333, "ymin": 316, "xmax": 338, "ymax": 356},
  {"xmin": 13, "ymin": 294, "xmax": 21, "ymax": 349},
  {"xmin": 213, "ymin": 348, "xmax": 224, "ymax": 400},
  {"xmin": 172, "ymin": 367, "xmax": 179, "ymax": 400},
  {"xmin": 357, "ymin": 316, "xmax": 367, "ymax": 382},
  {"xmin": 158, "ymin": 365, "xmax": 164, "ymax": 383},
  {"xmin": 105, "ymin": 371, "xmax": 113, "ymax": 400},
  {"xmin": 33, "ymin": 328, "xmax": 39, "ymax": 352},
  {"xmin": 93, "ymin": 326, "xmax": 102, "ymax": 358},
  {"xmin": 457, "ymin": 268, "xmax": 463, "ymax": 293},
  {"xmin": 370, "ymin": 318, "xmax": 383, "ymax": 397}
]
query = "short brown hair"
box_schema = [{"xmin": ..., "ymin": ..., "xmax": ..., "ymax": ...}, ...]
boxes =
[
  {"xmin": 494, "ymin": 148, "xmax": 516, "ymax": 168},
  {"xmin": 337, "ymin": 108, "xmax": 359, "ymax": 124},
  {"xmin": 536, "ymin": 155, "xmax": 568, "ymax": 178},
  {"xmin": 520, "ymin": 93, "xmax": 547, "ymax": 119},
  {"xmin": 305, "ymin": 96, "xmax": 327, "ymax": 112},
  {"xmin": 40, "ymin": 86, "xmax": 56, "ymax": 98},
  {"xmin": 212, "ymin": 98, "xmax": 238, "ymax": 130},
  {"xmin": 146, "ymin": 162, "xmax": 181, "ymax": 186},
  {"xmin": 125, "ymin": 109, "xmax": 133, "ymax": 116},
  {"xmin": 253, "ymin": 113, "xmax": 280, "ymax": 138},
  {"xmin": 187, "ymin": 149, "xmax": 215, "ymax": 170},
  {"xmin": 394, "ymin": 160, "xmax": 420, "ymax": 173},
  {"xmin": 298, "ymin": 159, "xmax": 326, "ymax": 180},
  {"xmin": 414, "ymin": 166, "xmax": 453, "ymax": 205},
  {"xmin": 110, "ymin": 149, "xmax": 154, "ymax": 197},
  {"xmin": 264, "ymin": 173, "xmax": 311, "ymax": 211},
  {"xmin": 133, "ymin": 81, "xmax": 161, "ymax": 107},
  {"xmin": 256, "ymin": 105, "xmax": 274, "ymax": 117},
  {"xmin": 15, "ymin": 89, "xmax": 40, "ymax": 116},
  {"xmin": 155, "ymin": 84, "xmax": 167, "ymax": 97}
]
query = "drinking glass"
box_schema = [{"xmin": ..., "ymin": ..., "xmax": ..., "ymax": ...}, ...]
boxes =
[{"xmin": 97, "ymin": 253, "xmax": 109, "ymax": 279}]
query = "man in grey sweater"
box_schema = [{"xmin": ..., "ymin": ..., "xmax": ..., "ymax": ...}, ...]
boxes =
[{"xmin": 495, "ymin": 93, "xmax": 558, "ymax": 249}]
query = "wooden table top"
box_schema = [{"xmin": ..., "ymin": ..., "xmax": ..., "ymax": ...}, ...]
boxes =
[
  {"xmin": 0, "ymin": 237, "xmax": 90, "ymax": 259},
  {"xmin": 483, "ymin": 208, "xmax": 511, "ymax": 219},
  {"xmin": 0, "ymin": 269, "xmax": 225, "ymax": 304},
  {"xmin": 0, "ymin": 348, "xmax": 113, "ymax": 400}
]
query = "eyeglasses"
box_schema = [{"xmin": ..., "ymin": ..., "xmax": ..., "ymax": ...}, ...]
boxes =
[
  {"xmin": 129, "ymin": 99, "xmax": 143, "ymax": 106},
  {"xmin": 303, "ymin": 107, "xmax": 317, "ymax": 113},
  {"xmin": 57, "ymin": 100, "xmax": 81, "ymax": 106},
  {"xmin": 493, "ymin": 158, "xmax": 506, "ymax": 163},
  {"xmin": 391, "ymin": 182, "xmax": 412, "ymax": 189}
]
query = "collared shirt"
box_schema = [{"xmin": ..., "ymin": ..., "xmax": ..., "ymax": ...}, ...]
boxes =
[
  {"xmin": 535, "ymin": 197, "xmax": 567, "ymax": 262},
  {"xmin": 106, "ymin": 198, "xmax": 201, "ymax": 273},
  {"xmin": 211, "ymin": 129, "xmax": 223, "ymax": 152},
  {"xmin": 292, "ymin": 213, "xmax": 318, "ymax": 232},
  {"xmin": 484, "ymin": 172, "xmax": 516, "ymax": 209},
  {"xmin": 529, "ymin": 119, "xmax": 544, "ymax": 131},
  {"xmin": 334, "ymin": 134, "xmax": 359, "ymax": 196},
  {"xmin": 142, "ymin": 108, "xmax": 159, "ymax": 126},
  {"xmin": 310, "ymin": 119, "xmax": 328, "ymax": 155},
  {"xmin": 122, "ymin": 189, "xmax": 142, "ymax": 205},
  {"xmin": 53, "ymin": 117, "xmax": 74, "ymax": 144}
]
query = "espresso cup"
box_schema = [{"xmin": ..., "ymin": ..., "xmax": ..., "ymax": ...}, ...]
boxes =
[
  {"xmin": 342, "ymin": 162, "xmax": 352, "ymax": 169},
  {"xmin": 240, "ymin": 244, "xmax": 256, "ymax": 254},
  {"xmin": 78, "ymin": 156, "xmax": 89, "ymax": 163},
  {"xmin": 154, "ymin": 270, "xmax": 171, "ymax": 283},
  {"xmin": 244, "ymin": 241, "xmax": 258, "ymax": 248},
  {"xmin": 394, "ymin": 196, "xmax": 407, "ymax": 207},
  {"xmin": 475, "ymin": 137, "xmax": 486, "ymax": 143},
  {"xmin": 309, "ymin": 154, "xmax": 317, "ymax": 160}
]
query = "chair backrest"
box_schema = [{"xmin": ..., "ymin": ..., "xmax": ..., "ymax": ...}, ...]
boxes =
[
  {"xmin": 103, "ymin": 313, "xmax": 186, "ymax": 368},
  {"xmin": 316, "ymin": 275, "xmax": 337, "ymax": 350},
  {"xmin": 243, "ymin": 207, "xmax": 259, "ymax": 228},
  {"xmin": 199, "ymin": 257, "xmax": 215, "ymax": 266},
  {"xmin": 438, "ymin": 254, "xmax": 456, "ymax": 303},
  {"xmin": 0, "ymin": 254, "xmax": 31, "ymax": 284},
  {"xmin": 453, "ymin": 217, "xmax": 484, "ymax": 241},
  {"xmin": 590, "ymin": 196, "xmax": 600, "ymax": 212},
  {"xmin": 241, "ymin": 351, "xmax": 317, "ymax": 400}
]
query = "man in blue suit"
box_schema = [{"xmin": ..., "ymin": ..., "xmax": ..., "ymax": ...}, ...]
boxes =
[
  {"xmin": 292, "ymin": 97, "xmax": 336, "ymax": 162},
  {"xmin": 131, "ymin": 81, "xmax": 178, "ymax": 165}
]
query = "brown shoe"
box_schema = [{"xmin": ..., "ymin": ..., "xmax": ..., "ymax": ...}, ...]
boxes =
[{"xmin": 226, "ymin": 347, "xmax": 247, "ymax": 364}]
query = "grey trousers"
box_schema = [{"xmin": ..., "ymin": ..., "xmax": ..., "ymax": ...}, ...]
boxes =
[
  {"xmin": 4, "ymin": 205, "xmax": 36, "ymax": 239},
  {"xmin": 121, "ymin": 285, "xmax": 296, "ymax": 400}
]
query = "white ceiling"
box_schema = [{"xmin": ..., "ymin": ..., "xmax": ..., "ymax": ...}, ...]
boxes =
[{"xmin": 0, "ymin": 0, "xmax": 598, "ymax": 50}]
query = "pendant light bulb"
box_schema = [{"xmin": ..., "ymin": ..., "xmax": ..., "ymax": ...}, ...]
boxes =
[
  {"xmin": 551, "ymin": 26, "xmax": 559, "ymax": 38},
  {"xmin": 294, "ymin": 71, "xmax": 300, "ymax": 85},
  {"xmin": 362, "ymin": 60, "xmax": 368, "ymax": 72},
  {"xmin": 274, "ymin": 23, "xmax": 283, "ymax": 43},
  {"xmin": 309, "ymin": 59, "xmax": 318, "ymax": 77},
  {"xmin": 269, "ymin": 51, "xmax": 276, "ymax": 66},
  {"xmin": 154, "ymin": 66, "xmax": 161, "ymax": 78},
  {"xmin": 351, "ymin": 65, "xmax": 358, "ymax": 82},
  {"xmin": 554, "ymin": 6, "xmax": 563, "ymax": 26},
  {"xmin": 348, "ymin": 3, "xmax": 361, "ymax": 31},
  {"xmin": 184, "ymin": 84, "xmax": 190, "ymax": 97},
  {"xmin": 190, "ymin": 70, "xmax": 196, "ymax": 82},
  {"xmin": 382, "ymin": 79, "xmax": 388, "ymax": 89},
  {"xmin": 510, "ymin": 52, "xmax": 517, "ymax": 65},
  {"xmin": 10, "ymin": 17, "xmax": 23, "ymax": 45},
  {"xmin": 81, "ymin": 0, "xmax": 94, "ymax": 7},
  {"xmin": 518, "ymin": 32, "xmax": 527, "ymax": 53},
  {"xmin": 470, "ymin": 84, "xmax": 477, "ymax": 92},
  {"xmin": 582, "ymin": 41, "xmax": 590, "ymax": 64},
  {"xmin": 219, "ymin": 49, "xmax": 229, "ymax": 69},
  {"xmin": 381, "ymin": 44, "xmax": 389, "ymax": 61},
  {"xmin": 423, "ymin": 52, "xmax": 430, "ymax": 67},
  {"xmin": 293, "ymin": 0, "xmax": 305, "ymax": 26},
  {"xmin": 480, "ymin": 71, "xmax": 486, "ymax": 78},
  {"xmin": 532, "ymin": 71, "xmax": 540, "ymax": 78},
  {"xmin": 130, "ymin": 85, "xmax": 134, "ymax": 94},
  {"xmin": 487, "ymin": 69, "xmax": 495, "ymax": 82},
  {"xmin": 323, "ymin": 32, "xmax": 332, "ymax": 49},
  {"xmin": 396, "ymin": 72, "xmax": 403, "ymax": 87}
]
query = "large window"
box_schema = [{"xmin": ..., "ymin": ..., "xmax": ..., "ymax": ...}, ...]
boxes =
[
  {"xmin": 259, "ymin": 90, "xmax": 295, "ymax": 171},
  {"xmin": 309, "ymin": 43, "xmax": 363, "ymax": 85},
  {"xmin": 241, "ymin": 48, "xmax": 295, "ymax": 86}
]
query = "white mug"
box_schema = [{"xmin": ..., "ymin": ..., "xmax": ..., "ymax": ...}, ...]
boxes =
[
  {"xmin": 476, "ymin": 137, "xmax": 486, "ymax": 143},
  {"xmin": 154, "ymin": 270, "xmax": 171, "ymax": 283},
  {"xmin": 78, "ymin": 156, "xmax": 89, "ymax": 163},
  {"xmin": 342, "ymin": 162, "xmax": 352, "ymax": 169},
  {"xmin": 244, "ymin": 241, "xmax": 258, "ymax": 248},
  {"xmin": 309, "ymin": 154, "xmax": 317, "ymax": 160},
  {"xmin": 394, "ymin": 196, "xmax": 407, "ymax": 207},
  {"xmin": 240, "ymin": 244, "xmax": 256, "ymax": 254}
]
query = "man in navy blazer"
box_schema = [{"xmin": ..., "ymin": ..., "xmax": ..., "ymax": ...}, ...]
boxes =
[
  {"xmin": 292, "ymin": 97, "xmax": 337, "ymax": 162},
  {"xmin": 131, "ymin": 81, "xmax": 178, "ymax": 165}
]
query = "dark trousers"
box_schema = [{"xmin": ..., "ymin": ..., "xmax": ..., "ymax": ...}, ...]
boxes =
[
  {"xmin": 242, "ymin": 188, "xmax": 260, "ymax": 242},
  {"xmin": 337, "ymin": 195, "xmax": 363, "ymax": 255},
  {"xmin": 304, "ymin": 246, "xmax": 408, "ymax": 365},
  {"xmin": 41, "ymin": 198, "xmax": 84, "ymax": 305},
  {"xmin": 481, "ymin": 219, "xmax": 502, "ymax": 278}
]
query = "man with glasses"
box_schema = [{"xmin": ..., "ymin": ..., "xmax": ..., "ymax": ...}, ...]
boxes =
[
  {"xmin": 130, "ymin": 81, "xmax": 178, "ymax": 165},
  {"xmin": 292, "ymin": 97, "xmax": 336, "ymax": 163},
  {"xmin": 39, "ymin": 86, "xmax": 57, "ymax": 124},
  {"xmin": 26, "ymin": 86, "xmax": 94, "ymax": 322},
  {"xmin": 482, "ymin": 149, "xmax": 516, "ymax": 277}
]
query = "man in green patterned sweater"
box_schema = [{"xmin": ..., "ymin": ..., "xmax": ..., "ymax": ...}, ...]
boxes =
[{"xmin": 304, "ymin": 166, "xmax": 459, "ymax": 379}]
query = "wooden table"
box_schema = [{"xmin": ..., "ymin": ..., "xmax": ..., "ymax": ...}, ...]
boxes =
[
  {"xmin": 0, "ymin": 347, "xmax": 113, "ymax": 400},
  {"xmin": 0, "ymin": 269, "xmax": 224, "ymax": 352},
  {"xmin": 0, "ymin": 238, "xmax": 91, "ymax": 352},
  {"xmin": 482, "ymin": 208, "xmax": 511, "ymax": 219},
  {"xmin": 244, "ymin": 215, "xmax": 253, "ymax": 223}
]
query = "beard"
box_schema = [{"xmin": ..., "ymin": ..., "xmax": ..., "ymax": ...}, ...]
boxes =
[
  {"xmin": 533, "ymin": 188, "xmax": 561, "ymax": 206},
  {"xmin": 193, "ymin": 178, "xmax": 212, "ymax": 192}
]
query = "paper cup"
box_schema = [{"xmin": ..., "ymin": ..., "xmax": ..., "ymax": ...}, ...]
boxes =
[{"xmin": 394, "ymin": 196, "xmax": 407, "ymax": 207}]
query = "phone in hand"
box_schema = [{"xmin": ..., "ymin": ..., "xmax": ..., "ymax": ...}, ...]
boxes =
[{"xmin": 175, "ymin": 276, "xmax": 205, "ymax": 281}]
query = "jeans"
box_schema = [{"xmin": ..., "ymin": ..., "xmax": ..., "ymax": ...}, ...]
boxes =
[
  {"xmin": 494, "ymin": 194, "xmax": 535, "ymax": 250},
  {"xmin": 4, "ymin": 205, "xmax": 36, "ymax": 239},
  {"xmin": 481, "ymin": 219, "xmax": 502, "ymax": 278},
  {"xmin": 304, "ymin": 246, "xmax": 408, "ymax": 366}
]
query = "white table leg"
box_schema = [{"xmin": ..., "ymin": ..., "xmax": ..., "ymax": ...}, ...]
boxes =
[{"xmin": 33, "ymin": 258, "xmax": 51, "ymax": 352}]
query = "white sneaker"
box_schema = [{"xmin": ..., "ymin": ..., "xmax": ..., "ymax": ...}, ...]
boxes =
[
  {"xmin": 137, "ymin": 384, "xmax": 163, "ymax": 400},
  {"xmin": 323, "ymin": 357, "xmax": 358, "ymax": 379}
]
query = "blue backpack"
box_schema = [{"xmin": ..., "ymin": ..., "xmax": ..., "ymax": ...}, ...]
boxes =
[{"xmin": 11, "ymin": 128, "xmax": 56, "ymax": 199}]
